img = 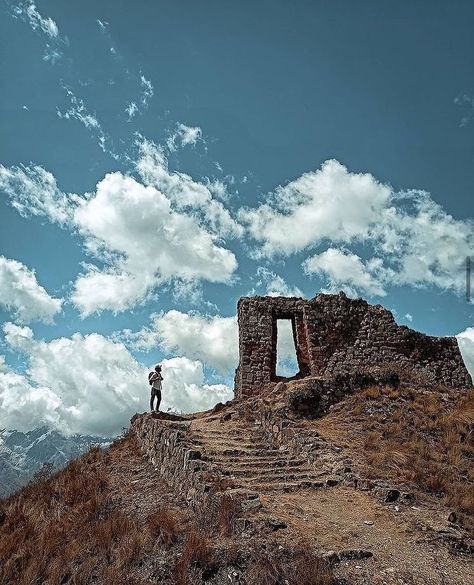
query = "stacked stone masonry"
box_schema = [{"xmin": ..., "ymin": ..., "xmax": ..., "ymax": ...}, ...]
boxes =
[
  {"xmin": 234, "ymin": 292, "xmax": 472, "ymax": 398},
  {"xmin": 130, "ymin": 413, "xmax": 209, "ymax": 508}
]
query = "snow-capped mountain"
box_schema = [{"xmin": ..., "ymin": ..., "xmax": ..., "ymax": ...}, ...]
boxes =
[{"xmin": 0, "ymin": 428, "xmax": 111, "ymax": 498}]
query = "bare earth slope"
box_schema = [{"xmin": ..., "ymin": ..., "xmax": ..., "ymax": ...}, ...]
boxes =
[
  {"xmin": 1, "ymin": 380, "xmax": 473, "ymax": 585},
  {"xmin": 187, "ymin": 383, "xmax": 474, "ymax": 585}
]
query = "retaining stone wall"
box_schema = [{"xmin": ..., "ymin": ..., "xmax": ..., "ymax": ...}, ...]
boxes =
[{"xmin": 130, "ymin": 413, "xmax": 209, "ymax": 508}]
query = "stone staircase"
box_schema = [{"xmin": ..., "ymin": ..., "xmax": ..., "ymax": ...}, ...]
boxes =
[{"xmin": 189, "ymin": 419, "xmax": 330, "ymax": 494}]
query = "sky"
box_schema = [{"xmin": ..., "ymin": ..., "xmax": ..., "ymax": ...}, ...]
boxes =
[{"xmin": 0, "ymin": 0, "xmax": 473, "ymax": 437}]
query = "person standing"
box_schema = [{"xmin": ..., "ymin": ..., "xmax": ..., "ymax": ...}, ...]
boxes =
[{"xmin": 148, "ymin": 364, "xmax": 163, "ymax": 412}]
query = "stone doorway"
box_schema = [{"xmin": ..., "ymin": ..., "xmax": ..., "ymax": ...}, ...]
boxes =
[{"xmin": 271, "ymin": 311, "xmax": 310, "ymax": 383}]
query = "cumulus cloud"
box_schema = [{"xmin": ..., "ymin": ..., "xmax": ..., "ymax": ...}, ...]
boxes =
[
  {"xmin": 0, "ymin": 256, "xmax": 62, "ymax": 323},
  {"xmin": 136, "ymin": 137, "xmax": 243, "ymax": 239},
  {"xmin": 71, "ymin": 172, "xmax": 237, "ymax": 314},
  {"xmin": 1, "ymin": 324, "xmax": 231, "ymax": 436},
  {"xmin": 276, "ymin": 319, "xmax": 300, "ymax": 377},
  {"xmin": 128, "ymin": 311, "xmax": 239, "ymax": 372},
  {"xmin": 167, "ymin": 123, "xmax": 202, "ymax": 152},
  {"xmin": 303, "ymin": 248, "xmax": 388, "ymax": 297},
  {"xmin": 240, "ymin": 159, "xmax": 391, "ymax": 256},
  {"xmin": 255, "ymin": 267, "xmax": 304, "ymax": 297},
  {"xmin": 157, "ymin": 357, "xmax": 232, "ymax": 413},
  {"xmin": 0, "ymin": 355, "xmax": 62, "ymax": 433},
  {"xmin": 456, "ymin": 327, "xmax": 474, "ymax": 381},
  {"xmin": 1, "ymin": 162, "xmax": 238, "ymax": 316},
  {"xmin": 240, "ymin": 159, "xmax": 473, "ymax": 297}
]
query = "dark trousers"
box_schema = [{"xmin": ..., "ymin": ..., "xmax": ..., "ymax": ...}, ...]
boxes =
[{"xmin": 150, "ymin": 389, "xmax": 161, "ymax": 412}]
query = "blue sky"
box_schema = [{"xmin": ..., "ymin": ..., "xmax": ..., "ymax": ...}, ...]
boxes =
[{"xmin": 0, "ymin": 1, "xmax": 473, "ymax": 436}]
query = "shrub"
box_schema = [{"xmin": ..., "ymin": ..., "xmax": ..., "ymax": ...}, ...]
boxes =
[{"xmin": 147, "ymin": 507, "xmax": 179, "ymax": 547}]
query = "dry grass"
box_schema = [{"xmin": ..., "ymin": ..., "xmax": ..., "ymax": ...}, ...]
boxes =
[
  {"xmin": 247, "ymin": 542, "xmax": 334, "ymax": 585},
  {"xmin": 333, "ymin": 385, "xmax": 474, "ymax": 531},
  {"xmin": 174, "ymin": 529, "xmax": 214, "ymax": 585},
  {"xmin": 147, "ymin": 506, "xmax": 180, "ymax": 547},
  {"xmin": 0, "ymin": 437, "xmax": 177, "ymax": 584},
  {"xmin": 0, "ymin": 446, "xmax": 111, "ymax": 584}
]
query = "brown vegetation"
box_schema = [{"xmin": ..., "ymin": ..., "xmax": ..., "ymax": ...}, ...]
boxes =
[
  {"xmin": 322, "ymin": 384, "xmax": 474, "ymax": 532},
  {"xmin": 147, "ymin": 506, "xmax": 180, "ymax": 547},
  {"xmin": 174, "ymin": 529, "xmax": 214, "ymax": 585},
  {"xmin": 0, "ymin": 432, "xmax": 335, "ymax": 585},
  {"xmin": 247, "ymin": 542, "xmax": 334, "ymax": 585},
  {"xmin": 0, "ymin": 441, "xmax": 148, "ymax": 585}
]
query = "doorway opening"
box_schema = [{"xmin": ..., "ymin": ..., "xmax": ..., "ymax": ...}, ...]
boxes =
[{"xmin": 275, "ymin": 319, "xmax": 299, "ymax": 378}]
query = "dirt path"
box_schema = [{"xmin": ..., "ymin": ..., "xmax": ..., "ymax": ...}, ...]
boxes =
[{"xmin": 189, "ymin": 412, "xmax": 474, "ymax": 585}]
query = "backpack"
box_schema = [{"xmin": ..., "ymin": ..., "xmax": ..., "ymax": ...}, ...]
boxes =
[{"xmin": 148, "ymin": 371, "xmax": 156, "ymax": 386}]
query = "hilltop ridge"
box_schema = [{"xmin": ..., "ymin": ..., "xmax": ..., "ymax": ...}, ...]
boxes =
[
  {"xmin": 1, "ymin": 294, "xmax": 473, "ymax": 584},
  {"xmin": 1, "ymin": 375, "xmax": 473, "ymax": 584}
]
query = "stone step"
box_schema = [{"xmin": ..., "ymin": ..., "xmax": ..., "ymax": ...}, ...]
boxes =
[
  {"xmin": 193, "ymin": 428, "xmax": 258, "ymax": 436},
  {"xmin": 239, "ymin": 472, "xmax": 324, "ymax": 483},
  {"xmin": 207, "ymin": 451, "xmax": 291, "ymax": 462},
  {"xmin": 209, "ymin": 458, "xmax": 306, "ymax": 470},
  {"xmin": 192, "ymin": 438, "xmax": 270, "ymax": 450},
  {"xmin": 192, "ymin": 435, "xmax": 270, "ymax": 449},
  {"xmin": 203, "ymin": 447, "xmax": 284, "ymax": 457},
  {"xmin": 224, "ymin": 465, "xmax": 315, "ymax": 478},
  {"xmin": 240, "ymin": 479, "xmax": 326, "ymax": 492}
]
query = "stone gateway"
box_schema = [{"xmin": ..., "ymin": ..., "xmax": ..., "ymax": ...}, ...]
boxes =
[{"xmin": 234, "ymin": 292, "xmax": 472, "ymax": 398}]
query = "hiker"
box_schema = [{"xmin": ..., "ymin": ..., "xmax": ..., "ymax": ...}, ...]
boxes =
[{"xmin": 148, "ymin": 364, "xmax": 163, "ymax": 412}]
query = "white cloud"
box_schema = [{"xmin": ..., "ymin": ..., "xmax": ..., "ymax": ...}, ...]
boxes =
[
  {"xmin": 126, "ymin": 101, "xmax": 138, "ymax": 119},
  {"xmin": 276, "ymin": 319, "xmax": 299, "ymax": 377},
  {"xmin": 303, "ymin": 248, "xmax": 388, "ymax": 297},
  {"xmin": 241, "ymin": 159, "xmax": 473, "ymax": 296},
  {"xmin": 0, "ymin": 356, "xmax": 62, "ymax": 434},
  {"xmin": 11, "ymin": 1, "xmax": 65, "ymax": 63},
  {"xmin": 96, "ymin": 19, "xmax": 109, "ymax": 31},
  {"xmin": 1, "ymin": 324, "xmax": 231, "ymax": 436},
  {"xmin": 57, "ymin": 87, "xmax": 99, "ymax": 128},
  {"xmin": 0, "ymin": 256, "xmax": 62, "ymax": 324},
  {"xmin": 157, "ymin": 357, "xmax": 232, "ymax": 413},
  {"xmin": 0, "ymin": 164, "xmax": 72, "ymax": 224},
  {"xmin": 456, "ymin": 327, "xmax": 474, "ymax": 381},
  {"xmin": 240, "ymin": 159, "xmax": 391, "ymax": 257},
  {"xmin": 405, "ymin": 313, "xmax": 413, "ymax": 322},
  {"xmin": 454, "ymin": 94, "xmax": 474, "ymax": 127},
  {"xmin": 71, "ymin": 172, "xmax": 238, "ymax": 315},
  {"xmin": 1, "ymin": 163, "xmax": 238, "ymax": 316},
  {"xmin": 136, "ymin": 137, "xmax": 243, "ymax": 239},
  {"xmin": 140, "ymin": 75, "xmax": 153, "ymax": 107},
  {"xmin": 57, "ymin": 85, "xmax": 118, "ymax": 159},
  {"xmin": 13, "ymin": 1, "xmax": 59, "ymax": 38},
  {"xmin": 125, "ymin": 308, "xmax": 299, "ymax": 375},
  {"xmin": 127, "ymin": 310, "xmax": 239, "ymax": 372},
  {"xmin": 255, "ymin": 267, "xmax": 303, "ymax": 297},
  {"xmin": 167, "ymin": 123, "xmax": 202, "ymax": 152},
  {"xmin": 374, "ymin": 190, "xmax": 473, "ymax": 292}
]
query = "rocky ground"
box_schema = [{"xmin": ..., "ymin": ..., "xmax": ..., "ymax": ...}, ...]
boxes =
[{"xmin": 0, "ymin": 378, "xmax": 472, "ymax": 584}]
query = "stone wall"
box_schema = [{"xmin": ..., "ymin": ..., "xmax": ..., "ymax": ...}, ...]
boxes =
[
  {"xmin": 130, "ymin": 413, "xmax": 209, "ymax": 507},
  {"xmin": 234, "ymin": 292, "xmax": 472, "ymax": 398}
]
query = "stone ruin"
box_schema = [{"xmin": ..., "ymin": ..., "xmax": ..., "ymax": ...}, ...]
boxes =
[{"xmin": 234, "ymin": 292, "xmax": 472, "ymax": 398}]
